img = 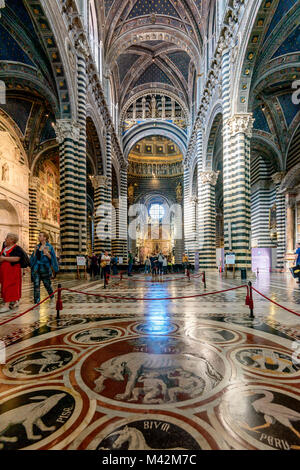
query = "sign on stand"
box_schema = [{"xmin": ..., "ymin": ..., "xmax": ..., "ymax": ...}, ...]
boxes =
[
  {"xmin": 76, "ymin": 256, "xmax": 87, "ymax": 279},
  {"xmin": 225, "ymin": 253, "xmax": 236, "ymax": 278}
]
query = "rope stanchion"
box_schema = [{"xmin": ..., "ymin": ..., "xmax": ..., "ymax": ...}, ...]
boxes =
[
  {"xmin": 56, "ymin": 284, "xmax": 63, "ymax": 319},
  {"xmin": 202, "ymin": 271, "xmax": 206, "ymax": 289},
  {"xmin": 0, "ymin": 289, "xmax": 59, "ymax": 327},
  {"xmin": 63, "ymin": 284, "xmax": 248, "ymax": 302},
  {"xmin": 252, "ymin": 286, "xmax": 300, "ymax": 317},
  {"xmin": 248, "ymin": 281, "xmax": 254, "ymax": 319}
]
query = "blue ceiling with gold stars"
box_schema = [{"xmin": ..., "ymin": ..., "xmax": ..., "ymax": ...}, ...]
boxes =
[
  {"xmin": 128, "ymin": 0, "xmax": 180, "ymax": 19},
  {"xmin": 117, "ymin": 53, "xmax": 140, "ymax": 83},
  {"xmin": 264, "ymin": 0, "xmax": 298, "ymax": 42},
  {"xmin": 0, "ymin": 24, "xmax": 35, "ymax": 67},
  {"xmin": 167, "ymin": 52, "xmax": 191, "ymax": 82},
  {"xmin": 272, "ymin": 24, "xmax": 300, "ymax": 58},
  {"xmin": 134, "ymin": 63, "xmax": 172, "ymax": 87}
]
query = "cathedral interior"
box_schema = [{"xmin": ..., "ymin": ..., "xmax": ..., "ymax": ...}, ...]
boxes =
[{"xmin": 0, "ymin": 0, "xmax": 300, "ymax": 452}]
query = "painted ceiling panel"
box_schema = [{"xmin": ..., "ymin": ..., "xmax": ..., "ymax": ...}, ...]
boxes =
[
  {"xmin": 264, "ymin": 0, "xmax": 298, "ymax": 42},
  {"xmin": 0, "ymin": 98, "xmax": 33, "ymax": 135},
  {"xmin": 0, "ymin": 24, "xmax": 36, "ymax": 67},
  {"xmin": 167, "ymin": 51, "xmax": 191, "ymax": 82},
  {"xmin": 105, "ymin": 0, "xmax": 114, "ymax": 16},
  {"xmin": 253, "ymin": 107, "xmax": 271, "ymax": 134},
  {"xmin": 6, "ymin": 0, "xmax": 41, "ymax": 44},
  {"xmin": 117, "ymin": 53, "xmax": 140, "ymax": 83},
  {"xmin": 134, "ymin": 63, "xmax": 173, "ymax": 87},
  {"xmin": 271, "ymin": 25, "xmax": 300, "ymax": 58},
  {"xmin": 40, "ymin": 115, "xmax": 56, "ymax": 143},
  {"xmin": 278, "ymin": 94, "xmax": 300, "ymax": 128},
  {"xmin": 128, "ymin": 0, "xmax": 180, "ymax": 19},
  {"xmin": 143, "ymin": 40, "xmax": 164, "ymax": 47}
]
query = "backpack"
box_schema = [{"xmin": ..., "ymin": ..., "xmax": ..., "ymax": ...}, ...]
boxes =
[{"xmin": 20, "ymin": 248, "xmax": 30, "ymax": 268}]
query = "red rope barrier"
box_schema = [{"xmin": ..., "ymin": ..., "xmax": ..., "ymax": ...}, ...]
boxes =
[
  {"xmin": 251, "ymin": 287, "xmax": 300, "ymax": 317},
  {"xmin": 109, "ymin": 272, "xmax": 203, "ymax": 283},
  {"xmin": 0, "ymin": 289, "xmax": 59, "ymax": 327},
  {"xmin": 63, "ymin": 284, "xmax": 247, "ymax": 301}
]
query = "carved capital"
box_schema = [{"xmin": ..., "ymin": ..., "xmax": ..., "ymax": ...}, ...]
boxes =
[
  {"xmin": 112, "ymin": 198, "xmax": 120, "ymax": 209},
  {"xmin": 75, "ymin": 35, "xmax": 90, "ymax": 60},
  {"xmin": 226, "ymin": 114, "xmax": 254, "ymax": 138},
  {"xmin": 271, "ymin": 172, "xmax": 286, "ymax": 185},
  {"xmin": 54, "ymin": 119, "xmax": 81, "ymax": 143},
  {"xmin": 90, "ymin": 175, "xmax": 110, "ymax": 190},
  {"xmin": 199, "ymin": 171, "xmax": 219, "ymax": 186}
]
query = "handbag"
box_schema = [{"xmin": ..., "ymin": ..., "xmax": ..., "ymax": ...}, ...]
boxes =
[
  {"xmin": 20, "ymin": 248, "xmax": 30, "ymax": 268},
  {"xmin": 290, "ymin": 266, "xmax": 300, "ymax": 279}
]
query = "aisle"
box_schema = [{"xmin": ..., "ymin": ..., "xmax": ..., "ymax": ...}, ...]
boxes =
[{"xmin": 0, "ymin": 272, "xmax": 299, "ymax": 450}]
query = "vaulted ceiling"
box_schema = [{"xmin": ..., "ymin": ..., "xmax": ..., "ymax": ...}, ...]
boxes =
[{"xmin": 100, "ymin": 0, "xmax": 209, "ymax": 112}]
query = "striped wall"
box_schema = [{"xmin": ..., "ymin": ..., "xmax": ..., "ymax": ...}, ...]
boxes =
[
  {"xmin": 251, "ymin": 155, "xmax": 276, "ymax": 248},
  {"xmin": 287, "ymin": 126, "xmax": 300, "ymax": 171}
]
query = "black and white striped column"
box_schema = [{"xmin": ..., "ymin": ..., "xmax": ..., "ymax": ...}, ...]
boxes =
[
  {"xmin": 223, "ymin": 114, "xmax": 254, "ymax": 268},
  {"xmin": 92, "ymin": 175, "xmax": 110, "ymax": 254},
  {"xmin": 183, "ymin": 164, "xmax": 197, "ymax": 261},
  {"xmin": 75, "ymin": 43, "xmax": 88, "ymax": 257},
  {"xmin": 272, "ymin": 172, "xmax": 286, "ymax": 270},
  {"xmin": 54, "ymin": 119, "xmax": 82, "ymax": 273},
  {"xmin": 29, "ymin": 176, "xmax": 40, "ymax": 253},
  {"xmin": 198, "ymin": 171, "xmax": 219, "ymax": 269}
]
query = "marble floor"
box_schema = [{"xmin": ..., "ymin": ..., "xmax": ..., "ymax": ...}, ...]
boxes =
[{"xmin": 0, "ymin": 271, "xmax": 300, "ymax": 450}]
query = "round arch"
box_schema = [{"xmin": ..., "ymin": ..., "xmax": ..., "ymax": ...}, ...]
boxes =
[{"xmin": 123, "ymin": 122, "xmax": 187, "ymax": 159}]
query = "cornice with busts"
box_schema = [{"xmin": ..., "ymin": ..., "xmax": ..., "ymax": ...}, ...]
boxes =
[
  {"xmin": 60, "ymin": 0, "xmax": 126, "ymax": 169},
  {"xmin": 184, "ymin": 1, "xmax": 246, "ymax": 166}
]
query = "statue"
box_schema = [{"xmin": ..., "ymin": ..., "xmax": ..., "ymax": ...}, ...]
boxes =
[
  {"xmin": 1, "ymin": 163, "xmax": 9, "ymax": 182},
  {"xmin": 128, "ymin": 183, "xmax": 135, "ymax": 204},
  {"xmin": 176, "ymin": 182, "xmax": 182, "ymax": 202}
]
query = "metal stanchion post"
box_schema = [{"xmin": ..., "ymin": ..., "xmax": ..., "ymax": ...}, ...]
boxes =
[
  {"xmin": 248, "ymin": 281, "xmax": 254, "ymax": 319},
  {"xmin": 56, "ymin": 284, "xmax": 63, "ymax": 319}
]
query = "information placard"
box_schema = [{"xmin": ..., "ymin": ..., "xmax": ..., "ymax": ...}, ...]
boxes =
[
  {"xmin": 225, "ymin": 253, "xmax": 236, "ymax": 265},
  {"xmin": 76, "ymin": 256, "xmax": 86, "ymax": 267}
]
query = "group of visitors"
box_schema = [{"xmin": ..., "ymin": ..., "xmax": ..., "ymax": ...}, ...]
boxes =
[
  {"xmin": 143, "ymin": 253, "xmax": 175, "ymax": 275},
  {"xmin": 87, "ymin": 251, "xmax": 118, "ymax": 279},
  {"xmin": 0, "ymin": 232, "xmax": 59, "ymax": 314}
]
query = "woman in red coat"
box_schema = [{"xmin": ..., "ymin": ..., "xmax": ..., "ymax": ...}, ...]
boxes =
[{"xmin": 0, "ymin": 233, "xmax": 23, "ymax": 313}]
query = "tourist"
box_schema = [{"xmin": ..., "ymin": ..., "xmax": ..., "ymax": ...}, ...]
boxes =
[
  {"xmin": 101, "ymin": 250, "xmax": 111, "ymax": 281},
  {"xmin": 90, "ymin": 253, "xmax": 99, "ymax": 279},
  {"xmin": 128, "ymin": 251, "xmax": 134, "ymax": 276},
  {"xmin": 0, "ymin": 234, "xmax": 24, "ymax": 313},
  {"xmin": 30, "ymin": 232, "xmax": 59, "ymax": 304},
  {"xmin": 182, "ymin": 253, "xmax": 189, "ymax": 275},
  {"xmin": 111, "ymin": 254, "xmax": 118, "ymax": 275},
  {"xmin": 144, "ymin": 256, "xmax": 151, "ymax": 274},
  {"xmin": 163, "ymin": 255, "xmax": 168, "ymax": 275},
  {"xmin": 294, "ymin": 243, "xmax": 300, "ymax": 284},
  {"xmin": 158, "ymin": 252, "xmax": 164, "ymax": 275}
]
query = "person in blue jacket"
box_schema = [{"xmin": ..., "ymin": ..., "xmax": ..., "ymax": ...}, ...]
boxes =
[{"xmin": 30, "ymin": 232, "xmax": 59, "ymax": 304}]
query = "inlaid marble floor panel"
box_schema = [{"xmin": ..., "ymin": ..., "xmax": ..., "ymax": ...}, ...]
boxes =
[{"xmin": 0, "ymin": 272, "xmax": 299, "ymax": 450}]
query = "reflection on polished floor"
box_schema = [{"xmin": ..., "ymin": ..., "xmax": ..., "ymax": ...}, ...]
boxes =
[{"xmin": 0, "ymin": 272, "xmax": 300, "ymax": 450}]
